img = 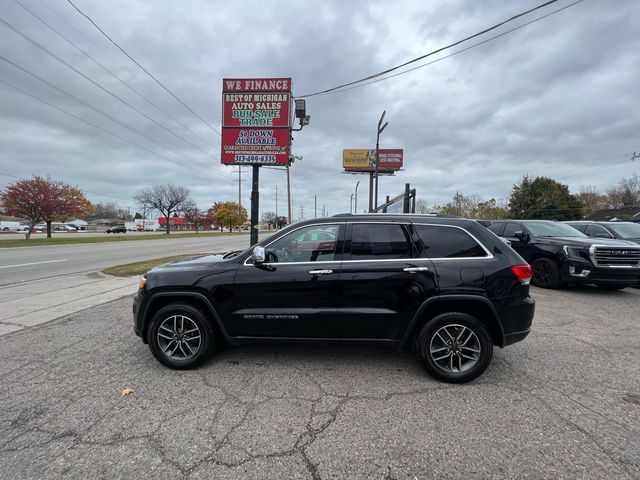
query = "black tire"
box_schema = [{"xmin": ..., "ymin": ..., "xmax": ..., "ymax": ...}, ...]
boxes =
[
  {"xmin": 416, "ymin": 312, "xmax": 493, "ymax": 383},
  {"xmin": 596, "ymin": 284, "xmax": 627, "ymax": 291},
  {"xmin": 531, "ymin": 258, "xmax": 562, "ymax": 289},
  {"xmin": 147, "ymin": 302, "xmax": 215, "ymax": 369}
]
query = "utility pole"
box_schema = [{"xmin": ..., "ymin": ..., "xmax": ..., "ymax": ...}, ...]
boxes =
[
  {"xmin": 314, "ymin": 195, "xmax": 317, "ymax": 218},
  {"xmin": 354, "ymin": 181, "xmax": 360, "ymax": 214},
  {"xmin": 300, "ymin": 205, "xmax": 304, "ymax": 221}
]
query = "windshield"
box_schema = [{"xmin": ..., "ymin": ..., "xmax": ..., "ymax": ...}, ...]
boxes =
[
  {"xmin": 524, "ymin": 222, "xmax": 587, "ymax": 238},
  {"xmin": 607, "ymin": 223, "xmax": 640, "ymax": 239}
]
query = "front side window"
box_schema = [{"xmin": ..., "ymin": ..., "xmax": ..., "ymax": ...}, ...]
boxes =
[
  {"xmin": 487, "ymin": 222, "xmax": 504, "ymax": 235},
  {"xmin": 415, "ymin": 225, "xmax": 488, "ymax": 258},
  {"xmin": 502, "ymin": 222, "xmax": 522, "ymax": 238},
  {"xmin": 523, "ymin": 221, "xmax": 587, "ymax": 238},
  {"xmin": 350, "ymin": 223, "xmax": 412, "ymax": 260},
  {"xmin": 263, "ymin": 224, "xmax": 339, "ymax": 263}
]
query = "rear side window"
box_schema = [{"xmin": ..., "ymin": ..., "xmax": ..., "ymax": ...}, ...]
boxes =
[
  {"xmin": 585, "ymin": 224, "xmax": 612, "ymax": 237},
  {"xmin": 415, "ymin": 225, "xmax": 488, "ymax": 258},
  {"xmin": 350, "ymin": 224, "xmax": 411, "ymax": 259},
  {"xmin": 487, "ymin": 222, "xmax": 504, "ymax": 235}
]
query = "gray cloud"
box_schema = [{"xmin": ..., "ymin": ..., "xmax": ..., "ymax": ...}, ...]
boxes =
[{"xmin": 0, "ymin": 0, "xmax": 638, "ymax": 219}]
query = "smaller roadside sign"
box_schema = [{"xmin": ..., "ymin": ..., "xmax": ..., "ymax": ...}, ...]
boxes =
[
  {"xmin": 343, "ymin": 149, "xmax": 403, "ymax": 172},
  {"xmin": 221, "ymin": 128, "xmax": 290, "ymax": 165}
]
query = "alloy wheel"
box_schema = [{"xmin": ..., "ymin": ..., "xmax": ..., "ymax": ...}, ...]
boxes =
[
  {"xmin": 429, "ymin": 324, "xmax": 481, "ymax": 373},
  {"xmin": 156, "ymin": 315, "xmax": 201, "ymax": 360}
]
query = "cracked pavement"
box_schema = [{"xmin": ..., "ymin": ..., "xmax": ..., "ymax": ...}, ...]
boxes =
[{"xmin": 1, "ymin": 286, "xmax": 639, "ymax": 479}]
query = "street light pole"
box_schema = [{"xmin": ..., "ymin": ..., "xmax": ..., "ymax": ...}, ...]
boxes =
[
  {"xmin": 374, "ymin": 110, "xmax": 388, "ymax": 211},
  {"xmin": 354, "ymin": 181, "xmax": 360, "ymax": 214},
  {"xmin": 350, "ymin": 193, "xmax": 354, "ymax": 214}
]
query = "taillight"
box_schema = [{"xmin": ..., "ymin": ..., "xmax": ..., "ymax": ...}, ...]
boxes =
[{"xmin": 511, "ymin": 265, "xmax": 532, "ymax": 285}]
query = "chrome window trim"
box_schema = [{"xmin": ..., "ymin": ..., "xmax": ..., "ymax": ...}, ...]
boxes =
[
  {"xmin": 243, "ymin": 221, "xmax": 494, "ymax": 266},
  {"xmin": 243, "ymin": 222, "xmax": 343, "ymax": 266},
  {"xmin": 411, "ymin": 223, "xmax": 494, "ymax": 260}
]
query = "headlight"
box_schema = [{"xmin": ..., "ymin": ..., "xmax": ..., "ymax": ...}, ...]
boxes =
[{"xmin": 562, "ymin": 245, "xmax": 589, "ymax": 259}]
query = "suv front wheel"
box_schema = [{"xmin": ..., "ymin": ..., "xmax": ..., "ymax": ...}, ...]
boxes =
[
  {"xmin": 531, "ymin": 258, "xmax": 562, "ymax": 289},
  {"xmin": 416, "ymin": 312, "xmax": 493, "ymax": 383},
  {"xmin": 147, "ymin": 303, "xmax": 215, "ymax": 369}
]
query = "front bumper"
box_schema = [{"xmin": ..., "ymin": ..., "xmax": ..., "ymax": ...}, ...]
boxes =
[
  {"xmin": 132, "ymin": 289, "xmax": 146, "ymax": 342},
  {"xmin": 560, "ymin": 258, "xmax": 640, "ymax": 286}
]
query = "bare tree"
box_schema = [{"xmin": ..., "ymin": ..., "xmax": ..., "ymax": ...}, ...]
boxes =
[
  {"xmin": 262, "ymin": 211, "xmax": 277, "ymax": 230},
  {"xmin": 135, "ymin": 184, "xmax": 191, "ymax": 234},
  {"xmin": 576, "ymin": 186, "xmax": 608, "ymax": 216},
  {"xmin": 607, "ymin": 174, "xmax": 640, "ymax": 207},
  {"xmin": 414, "ymin": 199, "xmax": 430, "ymax": 214}
]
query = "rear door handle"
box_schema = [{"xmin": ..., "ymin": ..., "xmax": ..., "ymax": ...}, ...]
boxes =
[
  {"xmin": 309, "ymin": 269, "xmax": 334, "ymax": 275},
  {"xmin": 403, "ymin": 267, "xmax": 430, "ymax": 272}
]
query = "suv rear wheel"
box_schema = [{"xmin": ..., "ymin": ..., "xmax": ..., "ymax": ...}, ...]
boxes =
[
  {"xmin": 147, "ymin": 303, "xmax": 214, "ymax": 369},
  {"xmin": 531, "ymin": 258, "xmax": 562, "ymax": 289},
  {"xmin": 416, "ymin": 312, "xmax": 493, "ymax": 383}
]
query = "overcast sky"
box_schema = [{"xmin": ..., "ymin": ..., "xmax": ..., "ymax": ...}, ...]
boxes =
[{"xmin": 1, "ymin": 0, "xmax": 638, "ymax": 220}]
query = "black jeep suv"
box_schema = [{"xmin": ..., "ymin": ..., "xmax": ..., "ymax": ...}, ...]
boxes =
[
  {"xmin": 133, "ymin": 215, "xmax": 535, "ymax": 383},
  {"xmin": 487, "ymin": 220, "xmax": 640, "ymax": 290}
]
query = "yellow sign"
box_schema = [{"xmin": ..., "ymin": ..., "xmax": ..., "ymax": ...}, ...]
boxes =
[{"xmin": 342, "ymin": 149, "xmax": 376, "ymax": 169}]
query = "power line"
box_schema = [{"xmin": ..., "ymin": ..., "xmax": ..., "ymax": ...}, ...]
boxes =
[
  {"xmin": 297, "ymin": 0, "xmax": 563, "ymax": 98},
  {"xmin": 0, "ymin": 54, "xmax": 232, "ymax": 182},
  {"xmin": 65, "ymin": 0, "xmax": 221, "ymax": 136},
  {"xmin": 0, "ymin": 15, "xmax": 214, "ymax": 158},
  {"xmin": 0, "ymin": 77, "xmax": 170, "ymax": 160},
  {"xmin": 14, "ymin": 0, "xmax": 216, "ymax": 151},
  {"xmin": 308, "ymin": 0, "xmax": 585, "ymax": 98}
]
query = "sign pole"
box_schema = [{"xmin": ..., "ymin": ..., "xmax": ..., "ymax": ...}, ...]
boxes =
[
  {"xmin": 250, "ymin": 165, "xmax": 259, "ymax": 246},
  {"xmin": 368, "ymin": 172, "xmax": 374, "ymax": 213}
]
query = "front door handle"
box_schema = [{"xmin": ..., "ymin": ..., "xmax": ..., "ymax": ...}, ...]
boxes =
[
  {"xmin": 309, "ymin": 269, "xmax": 334, "ymax": 275},
  {"xmin": 403, "ymin": 267, "xmax": 430, "ymax": 273}
]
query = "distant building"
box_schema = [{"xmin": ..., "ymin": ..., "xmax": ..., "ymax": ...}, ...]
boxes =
[
  {"xmin": 158, "ymin": 216, "xmax": 193, "ymax": 231},
  {"xmin": 586, "ymin": 207, "xmax": 640, "ymax": 223}
]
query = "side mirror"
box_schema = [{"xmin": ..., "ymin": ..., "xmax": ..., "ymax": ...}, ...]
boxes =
[
  {"xmin": 251, "ymin": 246, "xmax": 266, "ymax": 264},
  {"xmin": 514, "ymin": 231, "xmax": 529, "ymax": 242}
]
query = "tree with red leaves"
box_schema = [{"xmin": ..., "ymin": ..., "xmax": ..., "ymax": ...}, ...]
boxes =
[{"xmin": 1, "ymin": 175, "xmax": 93, "ymax": 240}]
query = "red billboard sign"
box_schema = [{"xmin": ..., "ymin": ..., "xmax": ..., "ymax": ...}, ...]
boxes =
[
  {"xmin": 221, "ymin": 128, "xmax": 290, "ymax": 165},
  {"xmin": 221, "ymin": 78, "xmax": 291, "ymax": 166}
]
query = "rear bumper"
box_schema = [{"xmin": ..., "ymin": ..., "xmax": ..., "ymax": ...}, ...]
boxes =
[
  {"xmin": 560, "ymin": 259, "xmax": 640, "ymax": 286},
  {"xmin": 494, "ymin": 295, "xmax": 535, "ymax": 347}
]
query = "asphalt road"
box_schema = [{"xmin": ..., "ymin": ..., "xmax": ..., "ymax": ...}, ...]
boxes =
[
  {"xmin": 1, "ymin": 286, "xmax": 638, "ymax": 479},
  {"xmin": 0, "ymin": 233, "xmax": 257, "ymax": 289}
]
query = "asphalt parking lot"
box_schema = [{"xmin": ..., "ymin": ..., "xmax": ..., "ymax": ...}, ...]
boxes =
[{"xmin": 1, "ymin": 286, "xmax": 639, "ymax": 480}]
